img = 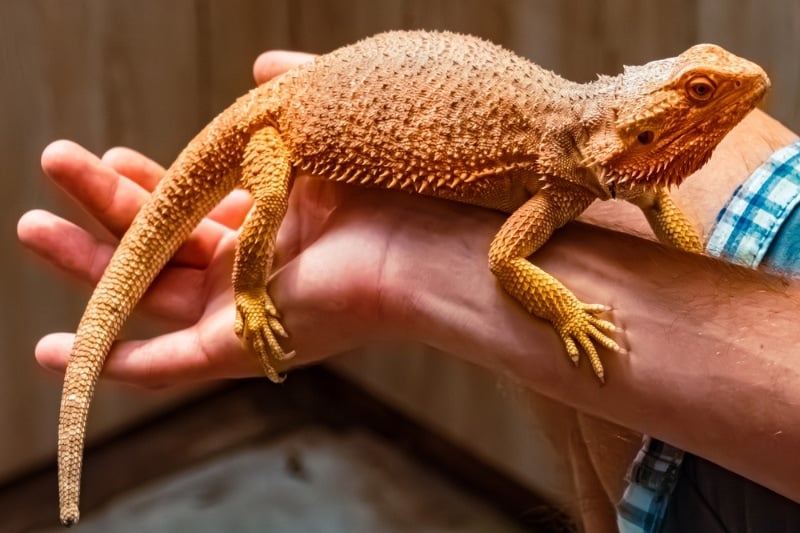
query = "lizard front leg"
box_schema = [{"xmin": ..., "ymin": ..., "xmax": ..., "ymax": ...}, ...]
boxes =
[
  {"xmin": 233, "ymin": 126, "xmax": 294, "ymax": 383},
  {"xmin": 629, "ymin": 187, "xmax": 703, "ymax": 253},
  {"xmin": 489, "ymin": 183, "xmax": 621, "ymax": 382}
]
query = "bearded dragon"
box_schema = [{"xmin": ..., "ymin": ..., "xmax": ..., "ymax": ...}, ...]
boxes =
[{"xmin": 55, "ymin": 30, "xmax": 769, "ymax": 526}]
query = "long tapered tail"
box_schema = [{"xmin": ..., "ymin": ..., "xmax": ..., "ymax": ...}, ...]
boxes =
[{"xmin": 57, "ymin": 124, "xmax": 247, "ymax": 526}]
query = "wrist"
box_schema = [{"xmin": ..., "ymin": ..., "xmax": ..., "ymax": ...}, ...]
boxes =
[{"xmin": 376, "ymin": 201, "xmax": 547, "ymax": 372}]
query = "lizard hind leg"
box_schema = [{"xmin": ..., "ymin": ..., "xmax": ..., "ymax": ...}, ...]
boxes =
[{"xmin": 233, "ymin": 126, "xmax": 294, "ymax": 383}]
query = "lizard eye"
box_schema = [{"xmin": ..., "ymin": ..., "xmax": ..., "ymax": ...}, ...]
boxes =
[
  {"xmin": 686, "ymin": 76, "xmax": 716, "ymax": 102},
  {"xmin": 637, "ymin": 130, "xmax": 655, "ymax": 145}
]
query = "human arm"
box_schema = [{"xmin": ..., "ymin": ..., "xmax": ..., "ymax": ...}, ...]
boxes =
[
  {"xmin": 18, "ymin": 52, "xmax": 800, "ymax": 502},
  {"xmin": 401, "ymin": 106, "xmax": 800, "ymax": 505},
  {"xmin": 575, "ymin": 107, "xmax": 800, "ymax": 504}
]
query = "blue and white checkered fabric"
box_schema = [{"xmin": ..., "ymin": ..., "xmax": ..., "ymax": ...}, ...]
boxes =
[
  {"xmin": 617, "ymin": 139, "xmax": 800, "ymax": 533},
  {"xmin": 616, "ymin": 438, "xmax": 684, "ymax": 533},
  {"xmin": 707, "ymin": 140, "xmax": 800, "ymax": 267}
]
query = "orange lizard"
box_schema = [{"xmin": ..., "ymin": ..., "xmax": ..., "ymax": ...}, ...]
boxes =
[{"xmin": 55, "ymin": 30, "xmax": 768, "ymax": 525}]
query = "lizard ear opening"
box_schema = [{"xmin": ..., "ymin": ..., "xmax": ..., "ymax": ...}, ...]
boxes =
[{"xmin": 637, "ymin": 130, "xmax": 655, "ymax": 145}]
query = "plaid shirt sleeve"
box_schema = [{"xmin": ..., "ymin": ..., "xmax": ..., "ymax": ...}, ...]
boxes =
[
  {"xmin": 707, "ymin": 140, "xmax": 800, "ymax": 268},
  {"xmin": 616, "ymin": 139, "xmax": 800, "ymax": 533}
]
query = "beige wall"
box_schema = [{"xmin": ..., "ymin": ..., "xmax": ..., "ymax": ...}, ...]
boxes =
[{"xmin": 2, "ymin": 0, "xmax": 798, "ymax": 496}]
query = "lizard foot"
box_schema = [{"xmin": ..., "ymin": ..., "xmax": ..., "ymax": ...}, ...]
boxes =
[
  {"xmin": 234, "ymin": 291, "xmax": 295, "ymax": 383},
  {"xmin": 555, "ymin": 303, "xmax": 622, "ymax": 384}
]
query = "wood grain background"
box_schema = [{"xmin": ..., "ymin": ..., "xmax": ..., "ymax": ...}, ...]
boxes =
[{"xmin": 2, "ymin": 0, "xmax": 798, "ymax": 498}]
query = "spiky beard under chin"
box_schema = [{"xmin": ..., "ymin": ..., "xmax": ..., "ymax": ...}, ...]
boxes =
[{"xmin": 601, "ymin": 135, "xmax": 719, "ymax": 191}]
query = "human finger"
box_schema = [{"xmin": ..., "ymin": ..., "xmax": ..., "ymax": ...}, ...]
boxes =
[
  {"xmin": 206, "ymin": 189, "xmax": 253, "ymax": 229},
  {"xmin": 34, "ymin": 326, "xmax": 258, "ymax": 388},
  {"xmin": 43, "ymin": 140, "xmax": 238, "ymax": 268},
  {"xmin": 253, "ymin": 50, "xmax": 315, "ymax": 85},
  {"xmin": 42, "ymin": 140, "xmax": 150, "ymax": 238},
  {"xmin": 18, "ymin": 209, "xmax": 209, "ymax": 322},
  {"xmin": 17, "ymin": 209, "xmax": 114, "ymax": 283},
  {"xmin": 102, "ymin": 146, "xmax": 253, "ymax": 230},
  {"xmin": 101, "ymin": 146, "xmax": 166, "ymax": 192}
]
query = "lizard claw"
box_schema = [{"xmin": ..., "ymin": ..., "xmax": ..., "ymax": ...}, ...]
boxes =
[{"xmin": 234, "ymin": 290, "xmax": 294, "ymax": 383}]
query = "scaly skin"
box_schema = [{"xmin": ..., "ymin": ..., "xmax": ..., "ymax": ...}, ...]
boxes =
[{"xmin": 55, "ymin": 30, "xmax": 769, "ymax": 526}]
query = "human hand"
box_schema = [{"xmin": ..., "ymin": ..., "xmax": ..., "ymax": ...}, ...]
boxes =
[
  {"xmin": 16, "ymin": 51, "xmax": 413, "ymax": 387},
  {"xmin": 19, "ymin": 144, "xmax": 409, "ymax": 387}
]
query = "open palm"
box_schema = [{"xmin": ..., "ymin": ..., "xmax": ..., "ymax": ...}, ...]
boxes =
[
  {"xmin": 15, "ymin": 52, "xmax": 401, "ymax": 386},
  {"xmin": 19, "ymin": 136, "xmax": 428, "ymax": 386}
]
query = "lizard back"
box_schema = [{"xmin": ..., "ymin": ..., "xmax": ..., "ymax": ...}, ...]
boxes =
[{"xmin": 273, "ymin": 31, "xmax": 575, "ymax": 212}]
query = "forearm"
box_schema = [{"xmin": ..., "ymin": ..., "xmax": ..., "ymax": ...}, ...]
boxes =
[
  {"xmin": 383, "ymin": 107, "xmax": 800, "ymax": 502},
  {"xmin": 397, "ymin": 218, "xmax": 800, "ymax": 501}
]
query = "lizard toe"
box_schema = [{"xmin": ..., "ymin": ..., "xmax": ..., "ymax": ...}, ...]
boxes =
[
  {"xmin": 554, "ymin": 303, "xmax": 620, "ymax": 382},
  {"xmin": 562, "ymin": 337, "xmax": 581, "ymax": 365},
  {"xmin": 235, "ymin": 292, "xmax": 292, "ymax": 382},
  {"xmin": 577, "ymin": 332, "xmax": 606, "ymax": 383},
  {"xmin": 581, "ymin": 303, "xmax": 610, "ymax": 313},
  {"xmin": 268, "ymin": 316, "xmax": 290, "ymax": 339},
  {"xmin": 589, "ymin": 315, "xmax": 617, "ymax": 333}
]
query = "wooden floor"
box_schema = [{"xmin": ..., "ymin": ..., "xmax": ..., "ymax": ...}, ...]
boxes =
[{"xmin": 0, "ymin": 368, "xmax": 573, "ymax": 532}]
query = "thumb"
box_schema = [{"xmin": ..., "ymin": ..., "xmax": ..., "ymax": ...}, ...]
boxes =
[
  {"xmin": 253, "ymin": 50, "xmax": 315, "ymax": 85},
  {"xmin": 35, "ymin": 333, "xmax": 74, "ymax": 373}
]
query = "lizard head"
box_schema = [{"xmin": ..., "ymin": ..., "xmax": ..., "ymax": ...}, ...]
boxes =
[{"xmin": 587, "ymin": 44, "xmax": 769, "ymax": 193}]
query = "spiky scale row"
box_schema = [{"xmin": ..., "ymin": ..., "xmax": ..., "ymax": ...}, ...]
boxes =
[{"xmin": 55, "ymin": 30, "xmax": 769, "ymax": 526}]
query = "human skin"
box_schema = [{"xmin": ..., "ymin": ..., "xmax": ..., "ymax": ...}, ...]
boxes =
[{"xmin": 17, "ymin": 51, "xmax": 800, "ymax": 511}]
